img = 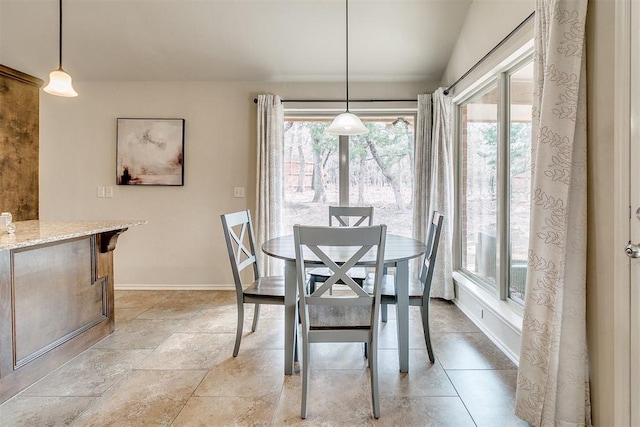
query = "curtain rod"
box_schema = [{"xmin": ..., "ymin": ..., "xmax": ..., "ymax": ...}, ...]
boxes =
[
  {"xmin": 252, "ymin": 98, "xmax": 415, "ymax": 104},
  {"xmin": 443, "ymin": 11, "xmax": 535, "ymax": 95}
]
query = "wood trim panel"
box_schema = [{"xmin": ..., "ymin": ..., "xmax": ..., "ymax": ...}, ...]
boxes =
[
  {"xmin": 0, "ymin": 64, "xmax": 43, "ymax": 87},
  {"xmin": 97, "ymin": 228, "xmax": 128, "ymax": 253},
  {"xmin": 97, "ymin": 250, "xmax": 115, "ymax": 334},
  {"xmin": 0, "ymin": 229, "xmax": 125, "ymax": 403},
  {"xmin": 0, "ymin": 320, "xmax": 111, "ymax": 404},
  {"xmin": 12, "ymin": 238, "xmax": 99, "ymax": 365},
  {"xmin": 0, "ymin": 251, "xmax": 13, "ymax": 377}
]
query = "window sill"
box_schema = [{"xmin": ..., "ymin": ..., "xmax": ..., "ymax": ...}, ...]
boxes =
[{"xmin": 452, "ymin": 271, "xmax": 524, "ymax": 364}]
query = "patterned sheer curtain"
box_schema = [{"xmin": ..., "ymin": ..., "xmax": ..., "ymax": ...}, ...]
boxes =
[
  {"xmin": 515, "ymin": 1, "xmax": 591, "ymax": 425},
  {"xmin": 412, "ymin": 90, "xmax": 455, "ymax": 300},
  {"xmin": 255, "ymin": 94, "xmax": 284, "ymax": 275}
]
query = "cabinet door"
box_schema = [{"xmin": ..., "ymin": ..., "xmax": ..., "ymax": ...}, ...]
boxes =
[{"xmin": 0, "ymin": 65, "xmax": 42, "ymax": 221}]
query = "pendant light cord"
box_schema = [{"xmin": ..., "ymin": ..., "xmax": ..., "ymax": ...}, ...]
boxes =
[
  {"xmin": 345, "ymin": 0, "xmax": 349, "ymax": 112},
  {"xmin": 58, "ymin": 0, "xmax": 63, "ymax": 70}
]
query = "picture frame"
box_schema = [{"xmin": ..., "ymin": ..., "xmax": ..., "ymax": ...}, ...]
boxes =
[{"xmin": 116, "ymin": 118, "xmax": 185, "ymax": 186}]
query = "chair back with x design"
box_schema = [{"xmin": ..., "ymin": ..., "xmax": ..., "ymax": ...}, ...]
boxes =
[
  {"xmin": 221, "ymin": 210, "xmax": 286, "ymax": 358},
  {"xmin": 329, "ymin": 206, "xmax": 374, "ymax": 227},
  {"xmin": 221, "ymin": 210, "xmax": 261, "ymax": 299}
]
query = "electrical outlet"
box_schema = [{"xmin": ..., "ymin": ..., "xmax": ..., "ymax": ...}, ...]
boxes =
[
  {"xmin": 97, "ymin": 186, "xmax": 105, "ymax": 198},
  {"xmin": 105, "ymin": 187, "xmax": 113, "ymax": 198},
  {"xmin": 233, "ymin": 187, "xmax": 245, "ymax": 198}
]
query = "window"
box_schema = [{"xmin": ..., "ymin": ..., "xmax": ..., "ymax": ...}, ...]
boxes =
[
  {"xmin": 460, "ymin": 83, "xmax": 499, "ymax": 290},
  {"xmin": 282, "ymin": 115, "xmax": 415, "ymax": 237},
  {"xmin": 456, "ymin": 57, "xmax": 533, "ymax": 306}
]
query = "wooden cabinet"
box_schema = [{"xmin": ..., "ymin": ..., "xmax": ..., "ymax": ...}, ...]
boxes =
[
  {"xmin": 0, "ymin": 64, "xmax": 42, "ymax": 221},
  {"xmin": 0, "ymin": 221, "xmax": 139, "ymax": 403}
]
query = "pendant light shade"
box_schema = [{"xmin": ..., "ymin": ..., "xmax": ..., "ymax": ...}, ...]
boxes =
[
  {"xmin": 326, "ymin": 0, "xmax": 368, "ymax": 136},
  {"xmin": 44, "ymin": 0, "xmax": 77, "ymax": 97},
  {"xmin": 327, "ymin": 112, "xmax": 368, "ymax": 135},
  {"xmin": 44, "ymin": 69, "xmax": 78, "ymax": 97}
]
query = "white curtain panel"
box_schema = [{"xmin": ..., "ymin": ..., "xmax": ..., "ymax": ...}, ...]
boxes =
[
  {"xmin": 412, "ymin": 93, "xmax": 433, "ymax": 258},
  {"xmin": 255, "ymin": 94, "xmax": 284, "ymax": 275},
  {"xmin": 429, "ymin": 89, "xmax": 455, "ymax": 300},
  {"xmin": 412, "ymin": 90, "xmax": 455, "ymax": 300},
  {"xmin": 515, "ymin": 1, "xmax": 590, "ymax": 426}
]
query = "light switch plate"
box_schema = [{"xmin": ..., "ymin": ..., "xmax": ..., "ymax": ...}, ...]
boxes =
[
  {"xmin": 233, "ymin": 187, "xmax": 245, "ymax": 198},
  {"xmin": 97, "ymin": 187, "xmax": 105, "ymax": 198},
  {"xmin": 105, "ymin": 187, "xmax": 113, "ymax": 198}
]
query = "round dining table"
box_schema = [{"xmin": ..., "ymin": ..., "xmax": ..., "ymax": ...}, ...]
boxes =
[{"xmin": 262, "ymin": 233, "xmax": 427, "ymax": 375}]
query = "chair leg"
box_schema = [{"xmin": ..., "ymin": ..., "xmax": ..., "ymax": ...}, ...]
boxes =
[
  {"xmin": 294, "ymin": 325, "xmax": 299, "ymax": 363},
  {"xmin": 301, "ymin": 339, "xmax": 310, "ymax": 419},
  {"xmin": 233, "ymin": 302, "xmax": 244, "ymax": 357},
  {"xmin": 370, "ymin": 338, "xmax": 380, "ymax": 419},
  {"xmin": 381, "ymin": 304, "xmax": 388, "ymax": 322},
  {"xmin": 251, "ymin": 303, "xmax": 261, "ymax": 332},
  {"xmin": 421, "ymin": 303, "xmax": 435, "ymax": 363}
]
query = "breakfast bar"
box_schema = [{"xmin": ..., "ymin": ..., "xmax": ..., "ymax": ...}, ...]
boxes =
[{"xmin": 0, "ymin": 220, "xmax": 143, "ymax": 403}]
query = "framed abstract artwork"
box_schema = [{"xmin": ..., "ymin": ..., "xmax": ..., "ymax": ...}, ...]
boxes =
[{"xmin": 116, "ymin": 118, "xmax": 185, "ymax": 186}]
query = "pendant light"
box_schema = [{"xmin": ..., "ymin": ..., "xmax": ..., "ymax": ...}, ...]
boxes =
[
  {"xmin": 44, "ymin": 0, "xmax": 78, "ymax": 97},
  {"xmin": 326, "ymin": 0, "xmax": 368, "ymax": 135}
]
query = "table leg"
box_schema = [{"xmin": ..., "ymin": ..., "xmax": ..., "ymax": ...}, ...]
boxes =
[
  {"xmin": 284, "ymin": 260, "xmax": 297, "ymax": 375},
  {"xmin": 395, "ymin": 259, "xmax": 409, "ymax": 372}
]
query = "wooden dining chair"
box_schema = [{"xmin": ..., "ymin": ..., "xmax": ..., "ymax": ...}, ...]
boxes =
[
  {"xmin": 328, "ymin": 206, "xmax": 374, "ymax": 227},
  {"xmin": 294, "ymin": 223, "xmax": 387, "ymax": 419},
  {"xmin": 367, "ymin": 211, "xmax": 444, "ymax": 363},
  {"xmin": 221, "ymin": 210, "xmax": 286, "ymax": 357},
  {"xmin": 308, "ymin": 206, "xmax": 374, "ymax": 291}
]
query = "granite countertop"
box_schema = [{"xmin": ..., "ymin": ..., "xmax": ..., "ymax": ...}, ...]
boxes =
[{"xmin": 0, "ymin": 220, "xmax": 146, "ymax": 250}]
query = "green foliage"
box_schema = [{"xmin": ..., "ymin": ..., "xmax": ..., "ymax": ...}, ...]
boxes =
[
  {"xmin": 284, "ymin": 118, "xmax": 415, "ymax": 211},
  {"xmin": 287, "ymin": 120, "xmax": 414, "ymax": 186},
  {"xmin": 467, "ymin": 121, "xmax": 532, "ymax": 178},
  {"xmin": 352, "ymin": 121, "xmax": 413, "ymax": 165},
  {"xmin": 473, "ymin": 122, "xmax": 498, "ymax": 166},
  {"xmin": 510, "ymin": 122, "xmax": 532, "ymax": 177},
  {"xmin": 308, "ymin": 122, "xmax": 338, "ymax": 154}
]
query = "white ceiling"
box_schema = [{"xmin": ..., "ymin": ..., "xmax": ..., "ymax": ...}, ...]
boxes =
[{"xmin": 0, "ymin": 0, "xmax": 473, "ymax": 83}]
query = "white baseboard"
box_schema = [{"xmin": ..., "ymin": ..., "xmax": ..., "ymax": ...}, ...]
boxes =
[
  {"xmin": 452, "ymin": 272, "xmax": 523, "ymax": 365},
  {"xmin": 115, "ymin": 283, "xmax": 235, "ymax": 291}
]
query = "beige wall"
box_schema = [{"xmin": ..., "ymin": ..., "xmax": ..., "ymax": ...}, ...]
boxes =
[
  {"xmin": 38, "ymin": 80, "xmax": 429, "ymax": 286},
  {"xmin": 441, "ymin": 0, "xmax": 535, "ymax": 88}
]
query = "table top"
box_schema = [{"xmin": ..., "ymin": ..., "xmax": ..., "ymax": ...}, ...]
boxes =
[{"xmin": 262, "ymin": 233, "xmax": 426, "ymax": 265}]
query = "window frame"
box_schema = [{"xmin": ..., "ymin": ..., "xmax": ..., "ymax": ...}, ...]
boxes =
[
  {"xmin": 453, "ymin": 46, "xmax": 534, "ymax": 309},
  {"xmin": 505, "ymin": 57, "xmax": 535, "ymax": 304},
  {"xmin": 281, "ymin": 108, "xmax": 418, "ymax": 235},
  {"xmin": 455, "ymin": 78, "xmax": 502, "ymax": 292}
]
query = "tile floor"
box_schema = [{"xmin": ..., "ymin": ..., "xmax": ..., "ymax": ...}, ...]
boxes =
[{"xmin": 0, "ymin": 290, "xmax": 529, "ymax": 426}]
